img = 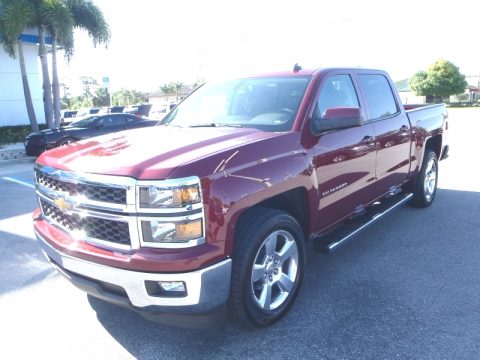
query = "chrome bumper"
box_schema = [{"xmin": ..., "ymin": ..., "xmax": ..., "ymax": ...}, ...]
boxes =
[{"xmin": 36, "ymin": 230, "xmax": 232, "ymax": 313}]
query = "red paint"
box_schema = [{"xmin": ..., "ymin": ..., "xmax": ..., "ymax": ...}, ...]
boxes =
[{"xmin": 34, "ymin": 68, "xmax": 448, "ymax": 273}]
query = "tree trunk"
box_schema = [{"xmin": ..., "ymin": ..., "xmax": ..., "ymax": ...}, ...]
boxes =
[
  {"xmin": 17, "ymin": 40, "xmax": 39, "ymax": 133},
  {"xmin": 51, "ymin": 34, "xmax": 62, "ymax": 128},
  {"xmin": 38, "ymin": 26, "xmax": 54, "ymax": 129}
]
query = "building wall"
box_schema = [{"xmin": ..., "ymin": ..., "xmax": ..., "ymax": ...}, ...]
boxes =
[
  {"xmin": 397, "ymin": 91, "xmax": 426, "ymax": 105},
  {"xmin": 0, "ymin": 42, "xmax": 45, "ymax": 126}
]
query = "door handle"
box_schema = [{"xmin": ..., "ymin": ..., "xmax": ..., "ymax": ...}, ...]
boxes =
[
  {"xmin": 400, "ymin": 125, "xmax": 409, "ymax": 133},
  {"xmin": 361, "ymin": 135, "xmax": 375, "ymax": 145}
]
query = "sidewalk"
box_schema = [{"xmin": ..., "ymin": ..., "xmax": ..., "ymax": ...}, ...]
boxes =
[{"xmin": 0, "ymin": 143, "xmax": 28, "ymax": 161}]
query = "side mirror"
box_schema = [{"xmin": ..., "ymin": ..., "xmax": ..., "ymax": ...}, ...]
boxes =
[{"xmin": 311, "ymin": 107, "xmax": 363, "ymax": 135}]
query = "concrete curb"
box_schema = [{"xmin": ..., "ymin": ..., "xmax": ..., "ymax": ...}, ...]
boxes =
[{"xmin": 0, "ymin": 143, "xmax": 27, "ymax": 161}]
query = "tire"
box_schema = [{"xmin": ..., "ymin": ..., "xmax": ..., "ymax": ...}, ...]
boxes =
[
  {"xmin": 230, "ymin": 208, "xmax": 306, "ymax": 327},
  {"xmin": 410, "ymin": 149, "xmax": 438, "ymax": 207},
  {"xmin": 58, "ymin": 137, "xmax": 74, "ymax": 147}
]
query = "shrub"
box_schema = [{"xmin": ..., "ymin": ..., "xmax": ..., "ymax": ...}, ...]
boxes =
[{"xmin": 0, "ymin": 124, "xmax": 48, "ymax": 147}]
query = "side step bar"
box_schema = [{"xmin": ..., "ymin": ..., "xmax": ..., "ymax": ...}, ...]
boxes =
[{"xmin": 314, "ymin": 193, "xmax": 413, "ymax": 254}]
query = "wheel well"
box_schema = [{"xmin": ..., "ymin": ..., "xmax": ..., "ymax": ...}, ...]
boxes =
[
  {"xmin": 236, "ymin": 187, "xmax": 309, "ymax": 238},
  {"xmin": 425, "ymin": 135, "xmax": 442, "ymax": 159}
]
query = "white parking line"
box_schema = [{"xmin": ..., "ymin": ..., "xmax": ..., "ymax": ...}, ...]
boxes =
[{"xmin": 1, "ymin": 177, "xmax": 35, "ymax": 189}]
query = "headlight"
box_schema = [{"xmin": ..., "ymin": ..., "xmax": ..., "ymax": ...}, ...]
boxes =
[
  {"xmin": 137, "ymin": 177, "xmax": 205, "ymax": 248},
  {"xmin": 138, "ymin": 182, "xmax": 201, "ymax": 208},
  {"xmin": 141, "ymin": 218, "xmax": 203, "ymax": 244}
]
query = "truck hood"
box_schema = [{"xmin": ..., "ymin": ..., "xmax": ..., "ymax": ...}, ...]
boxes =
[{"xmin": 37, "ymin": 126, "xmax": 280, "ymax": 179}]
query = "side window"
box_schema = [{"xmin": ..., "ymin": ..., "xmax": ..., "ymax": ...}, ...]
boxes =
[
  {"xmin": 316, "ymin": 75, "xmax": 359, "ymax": 118},
  {"xmin": 359, "ymin": 74, "xmax": 398, "ymax": 120},
  {"xmin": 103, "ymin": 115, "xmax": 125, "ymax": 127}
]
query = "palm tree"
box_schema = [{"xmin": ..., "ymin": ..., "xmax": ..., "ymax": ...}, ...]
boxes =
[
  {"xmin": 0, "ymin": 0, "xmax": 39, "ymax": 132},
  {"xmin": 173, "ymin": 81, "xmax": 183, "ymax": 103},
  {"xmin": 39, "ymin": 0, "xmax": 73, "ymax": 128},
  {"xmin": 35, "ymin": 0, "xmax": 110, "ymax": 128},
  {"xmin": 52, "ymin": 0, "xmax": 110, "ymax": 127}
]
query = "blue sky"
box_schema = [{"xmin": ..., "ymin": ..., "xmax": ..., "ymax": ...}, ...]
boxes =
[{"xmin": 58, "ymin": 0, "xmax": 480, "ymax": 95}]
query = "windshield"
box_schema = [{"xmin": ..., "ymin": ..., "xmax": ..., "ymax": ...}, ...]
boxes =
[
  {"xmin": 70, "ymin": 116, "xmax": 98, "ymax": 128},
  {"xmin": 162, "ymin": 76, "xmax": 311, "ymax": 132}
]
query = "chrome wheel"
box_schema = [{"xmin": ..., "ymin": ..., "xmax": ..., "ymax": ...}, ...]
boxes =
[
  {"xmin": 423, "ymin": 157, "xmax": 437, "ymax": 202},
  {"xmin": 251, "ymin": 230, "xmax": 299, "ymax": 311}
]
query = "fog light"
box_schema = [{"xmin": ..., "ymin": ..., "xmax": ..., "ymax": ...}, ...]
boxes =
[
  {"xmin": 145, "ymin": 280, "xmax": 187, "ymax": 297},
  {"xmin": 159, "ymin": 281, "xmax": 186, "ymax": 292}
]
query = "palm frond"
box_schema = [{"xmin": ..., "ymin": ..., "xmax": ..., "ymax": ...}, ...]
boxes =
[
  {"xmin": 0, "ymin": 0, "xmax": 36, "ymax": 58},
  {"xmin": 65, "ymin": 0, "xmax": 110, "ymax": 46}
]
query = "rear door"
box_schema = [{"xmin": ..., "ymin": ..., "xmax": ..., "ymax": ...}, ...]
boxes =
[
  {"xmin": 357, "ymin": 73, "xmax": 411, "ymax": 195},
  {"xmin": 312, "ymin": 72, "xmax": 377, "ymax": 230}
]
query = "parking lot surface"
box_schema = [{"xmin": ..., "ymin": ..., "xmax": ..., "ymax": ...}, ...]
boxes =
[{"xmin": 0, "ymin": 108, "xmax": 479, "ymax": 359}]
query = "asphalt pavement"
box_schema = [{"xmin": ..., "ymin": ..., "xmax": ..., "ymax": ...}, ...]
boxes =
[{"xmin": 0, "ymin": 108, "xmax": 479, "ymax": 359}]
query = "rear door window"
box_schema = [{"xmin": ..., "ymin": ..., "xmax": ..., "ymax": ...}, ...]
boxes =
[{"xmin": 359, "ymin": 75, "xmax": 398, "ymax": 120}]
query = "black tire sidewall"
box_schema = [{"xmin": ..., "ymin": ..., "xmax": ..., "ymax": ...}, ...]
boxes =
[{"xmin": 233, "ymin": 210, "xmax": 306, "ymax": 327}]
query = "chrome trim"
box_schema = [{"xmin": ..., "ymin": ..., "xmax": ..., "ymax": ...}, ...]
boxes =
[
  {"xmin": 35, "ymin": 163, "xmax": 137, "ymax": 213},
  {"xmin": 36, "ymin": 229, "xmax": 232, "ymax": 309},
  {"xmin": 38, "ymin": 192, "xmax": 139, "ymax": 251},
  {"xmin": 137, "ymin": 210, "xmax": 206, "ymax": 249},
  {"xmin": 34, "ymin": 164, "xmax": 206, "ymax": 250}
]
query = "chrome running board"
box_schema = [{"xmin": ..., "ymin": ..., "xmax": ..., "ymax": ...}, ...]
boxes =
[{"xmin": 314, "ymin": 193, "xmax": 413, "ymax": 254}]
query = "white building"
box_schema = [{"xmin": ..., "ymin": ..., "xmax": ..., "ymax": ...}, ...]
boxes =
[{"xmin": 0, "ymin": 30, "xmax": 46, "ymax": 126}]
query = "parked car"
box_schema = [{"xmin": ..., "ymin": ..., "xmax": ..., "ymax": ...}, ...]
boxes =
[
  {"xmin": 108, "ymin": 106, "xmax": 125, "ymax": 113},
  {"xmin": 60, "ymin": 110, "xmax": 78, "ymax": 124},
  {"xmin": 149, "ymin": 103, "xmax": 176, "ymax": 120},
  {"xmin": 32, "ymin": 67, "xmax": 449, "ymax": 328},
  {"xmin": 24, "ymin": 113, "xmax": 158, "ymax": 156},
  {"xmin": 124, "ymin": 104, "xmax": 152, "ymax": 117}
]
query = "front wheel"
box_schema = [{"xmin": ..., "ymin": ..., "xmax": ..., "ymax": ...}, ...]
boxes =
[
  {"xmin": 58, "ymin": 137, "xmax": 75, "ymax": 147},
  {"xmin": 410, "ymin": 150, "xmax": 438, "ymax": 207},
  {"xmin": 230, "ymin": 208, "xmax": 306, "ymax": 327}
]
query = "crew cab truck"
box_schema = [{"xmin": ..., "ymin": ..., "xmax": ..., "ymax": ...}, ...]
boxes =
[{"xmin": 33, "ymin": 67, "xmax": 449, "ymax": 328}]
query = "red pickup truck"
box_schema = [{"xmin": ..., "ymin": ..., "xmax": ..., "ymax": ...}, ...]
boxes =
[{"xmin": 33, "ymin": 67, "xmax": 449, "ymax": 328}]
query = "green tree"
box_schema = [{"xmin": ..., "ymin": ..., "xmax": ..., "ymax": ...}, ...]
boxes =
[
  {"xmin": 79, "ymin": 75, "xmax": 98, "ymax": 106},
  {"xmin": 112, "ymin": 88, "xmax": 147, "ymax": 106},
  {"xmin": 160, "ymin": 83, "xmax": 175, "ymax": 102},
  {"xmin": 409, "ymin": 59, "xmax": 467, "ymax": 102},
  {"xmin": 173, "ymin": 81, "xmax": 183, "ymax": 102},
  {"xmin": 92, "ymin": 87, "xmax": 109, "ymax": 107},
  {"xmin": 0, "ymin": 0, "xmax": 39, "ymax": 132}
]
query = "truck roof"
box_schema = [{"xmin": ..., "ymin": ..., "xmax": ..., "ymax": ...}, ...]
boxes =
[{"xmin": 245, "ymin": 67, "xmax": 386, "ymax": 78}]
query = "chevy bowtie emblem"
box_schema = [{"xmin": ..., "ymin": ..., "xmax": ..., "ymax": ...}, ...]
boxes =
[{"xmin": 54, "ymin": 197, "xmax": 73, "ymax": 212}]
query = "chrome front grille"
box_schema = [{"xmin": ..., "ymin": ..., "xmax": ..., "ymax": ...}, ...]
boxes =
[
  {"xmin": 36, "ymin": 170, "xmax": 127, "ymax": 204},
  {"xmin": 40, "ymin": 199, "xmax": 131, "ymax": 245},
  {"xmin": 34, "ymin": 163, "xmax": 205, "ymax": 251}
]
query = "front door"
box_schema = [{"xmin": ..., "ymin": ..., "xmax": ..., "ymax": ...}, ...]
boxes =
[{"xmin": 312, "ymin": 74, "xmax": 377, "ymax": 231}]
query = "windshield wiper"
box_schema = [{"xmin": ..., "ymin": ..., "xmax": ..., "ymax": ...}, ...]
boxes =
[{"xmin": 189, "ymin": 123, "xmax": 242, "ymax": 128}]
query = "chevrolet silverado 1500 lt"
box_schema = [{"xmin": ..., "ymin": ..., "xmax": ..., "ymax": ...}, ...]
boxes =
[{"xmin": 33, "ymin": 67, "xmax": 449, "ymax": 328}]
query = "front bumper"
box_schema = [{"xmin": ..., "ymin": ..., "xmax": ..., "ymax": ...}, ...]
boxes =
[
  {"xmin": 24, "ymin": 142, "xmax": 48, "ymax": 157},
  {"xmin": 36, "ymin": 230, "xmax": 232, "ymax": 319}
]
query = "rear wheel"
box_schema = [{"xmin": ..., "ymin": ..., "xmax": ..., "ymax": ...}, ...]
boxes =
[
  {"xmin": 411, "ymin": 150, "xmax": 438, "ymax": 207},
  {"xmin": 230, "ymin": 208, "xmax": 306, "ymax": 327}
]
